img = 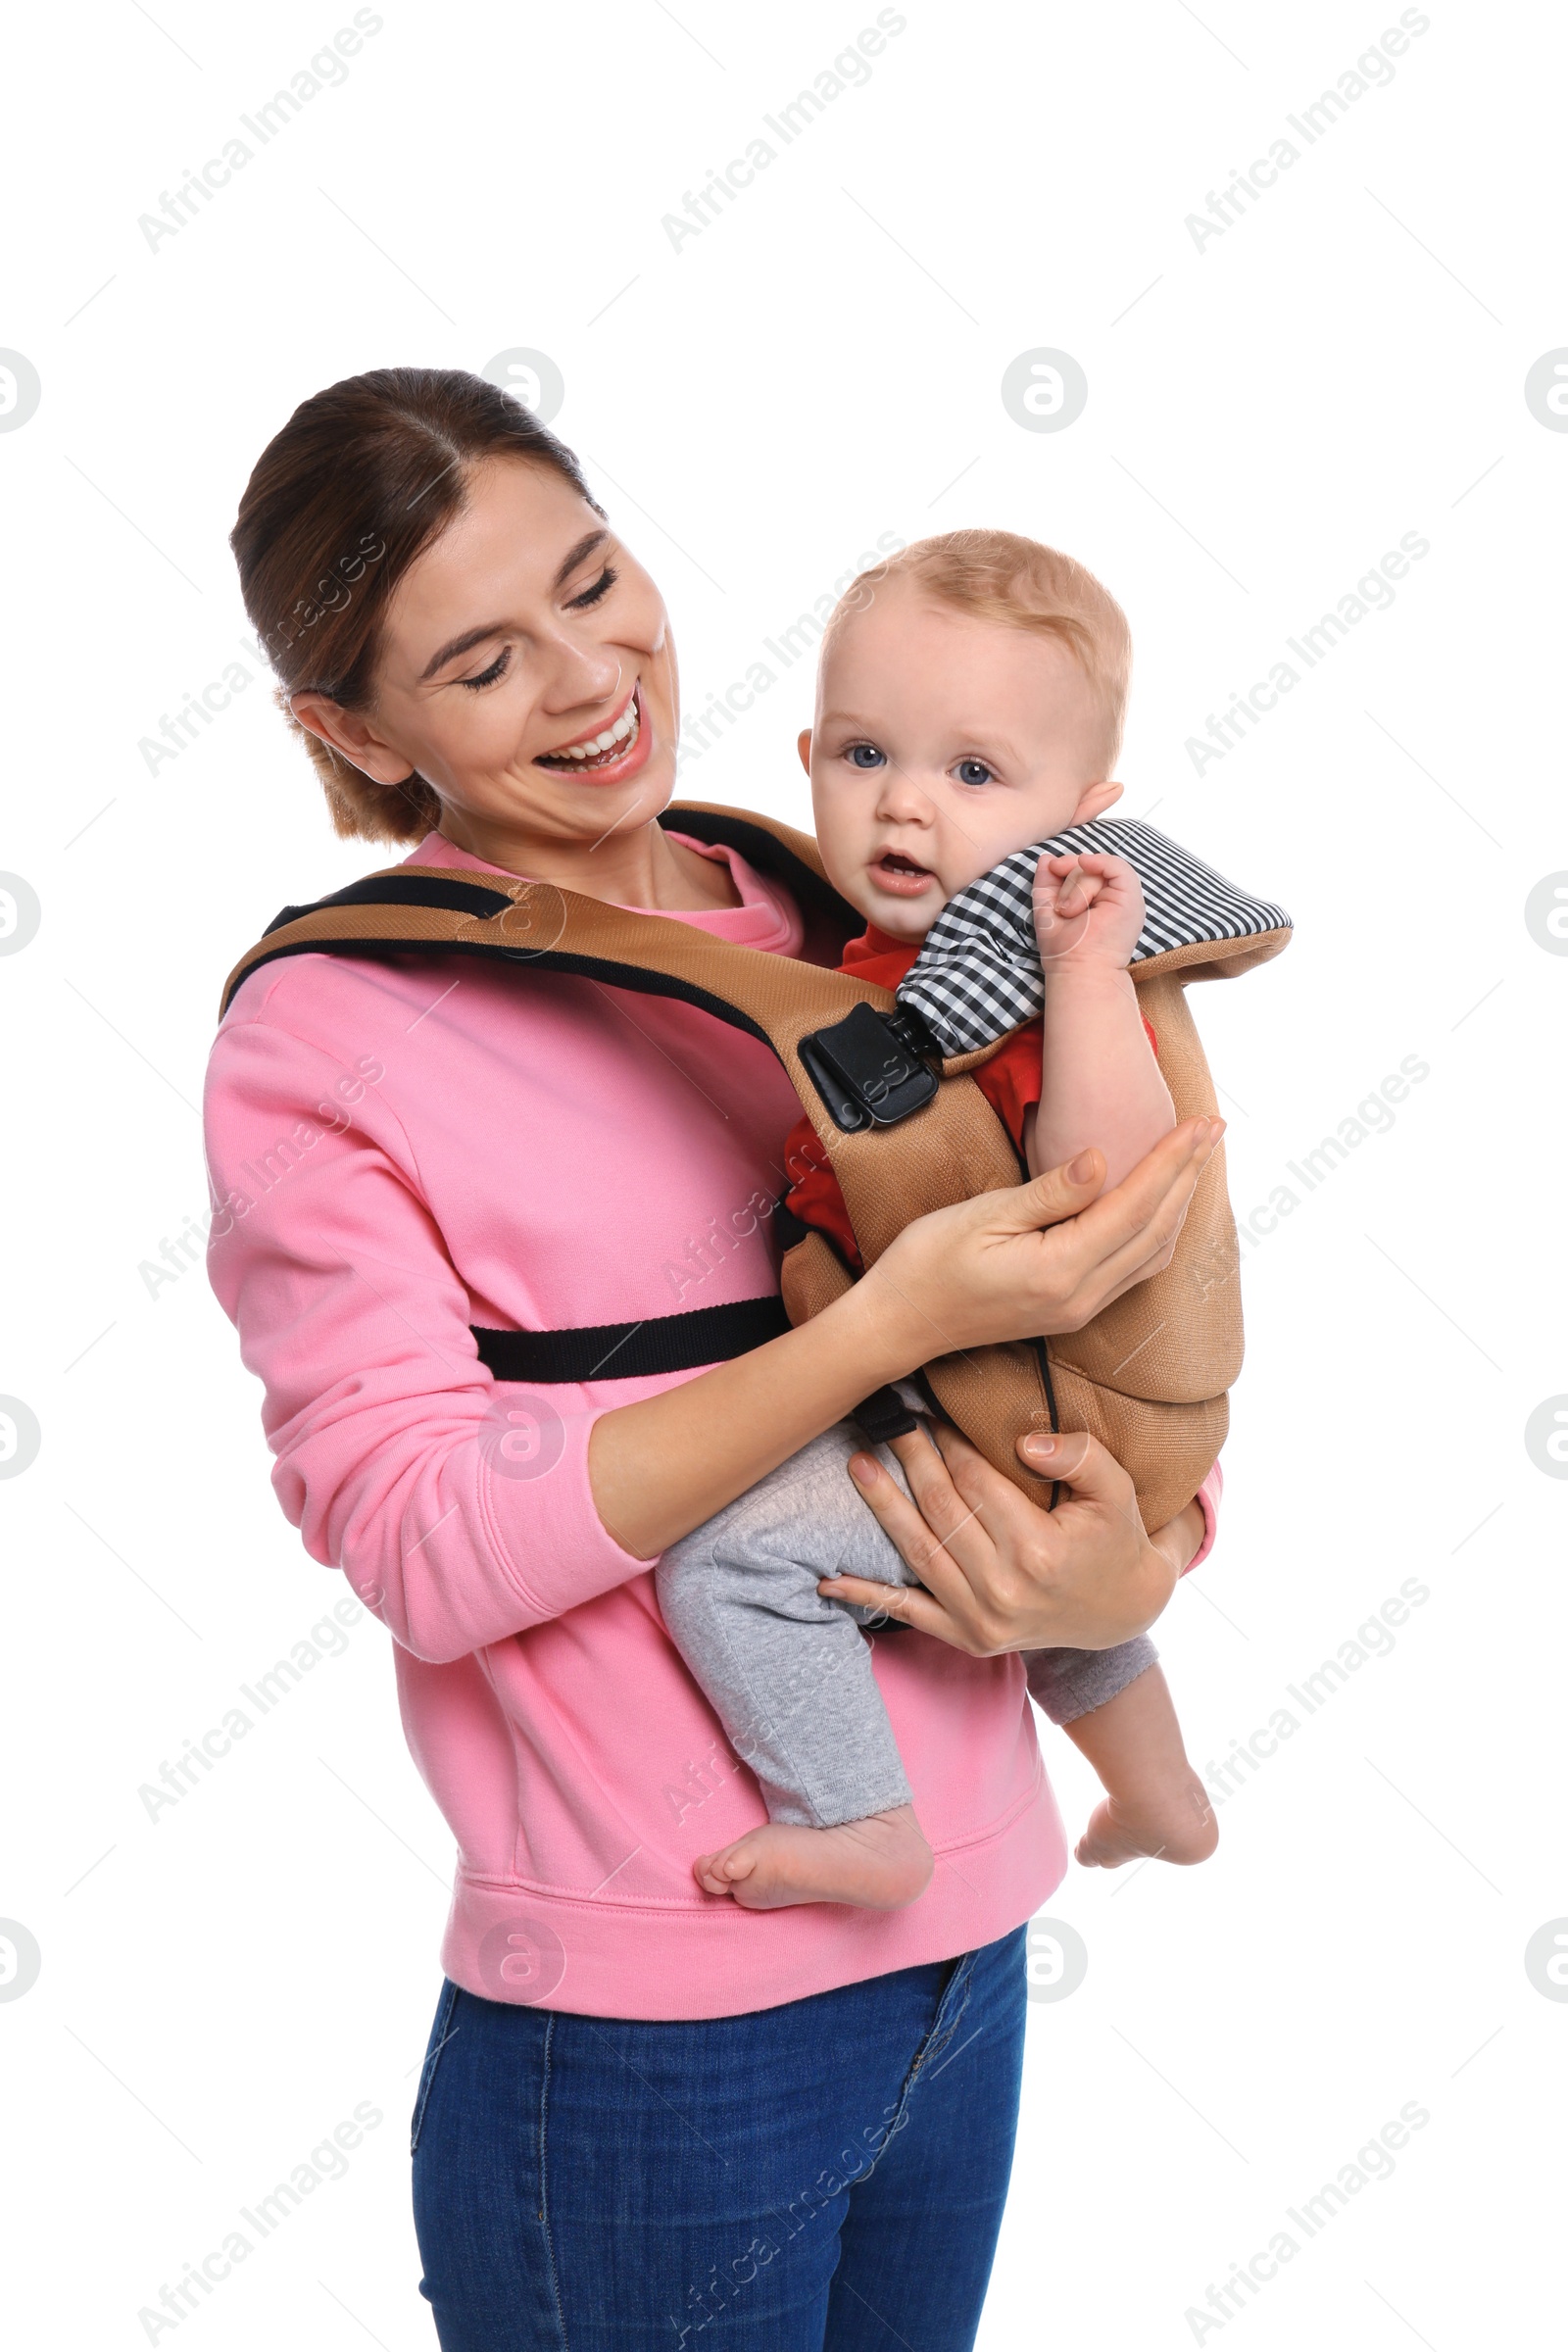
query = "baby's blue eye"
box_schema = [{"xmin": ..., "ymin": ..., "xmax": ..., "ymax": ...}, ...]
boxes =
[
  {"xmin": 956, "ymin": 759, "xmax": 993, "ymax": 787},
  {"xmin": 847, "ymin": 744, "xmax": 885, "ymax": 769}
]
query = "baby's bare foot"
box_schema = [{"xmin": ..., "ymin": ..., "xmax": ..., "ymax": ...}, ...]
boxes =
[
  {"xmin": 1075, "ymin": 1768, "xmax": 1218, "ymax": 1871},
  {"xmin": 694, "ymin": 1806, "xmax": 934, "ymax": 1910}
]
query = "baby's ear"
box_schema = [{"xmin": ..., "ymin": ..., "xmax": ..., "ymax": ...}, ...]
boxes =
[
  {"xmin": 797, "ymin": 727, "xmax": 813, "ymax": 774},
  {"xmin": 1071, "ymin": 778, "xmax": 1124, "ymax": 823}
]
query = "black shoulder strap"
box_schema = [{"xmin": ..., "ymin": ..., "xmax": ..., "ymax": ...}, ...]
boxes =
[{"xmin": 223, "ymin": 803, "xmax": 864, "ymax": 1023}]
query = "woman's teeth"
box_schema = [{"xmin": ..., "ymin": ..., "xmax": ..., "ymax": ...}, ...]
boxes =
[{"xmin": 541, "ymin": 698, "xmax": 640, "ymax": 767}]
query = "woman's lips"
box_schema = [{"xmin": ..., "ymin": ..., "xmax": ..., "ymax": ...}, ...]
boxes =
[
  {"xmin": 870, "ymin": 851, "xmax": 938, "ymax": 899},
  {"xmin": 534, "ymin": 685, "xmax": 650, "ymax": 786}
]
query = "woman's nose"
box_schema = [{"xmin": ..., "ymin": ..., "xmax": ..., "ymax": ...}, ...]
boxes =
[{"xmin": 543, "ymin": 633, "xmax": 623, "ymax": 713}]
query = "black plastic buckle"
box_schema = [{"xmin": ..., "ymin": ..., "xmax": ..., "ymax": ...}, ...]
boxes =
[{"xmin": 798, "ymin": 1003, "xmax": 940, "ymax": 1133}]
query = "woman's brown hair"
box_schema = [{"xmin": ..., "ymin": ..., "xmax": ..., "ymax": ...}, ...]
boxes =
[{"xmin": 230, "ymin": 368, "xmax": 601, "ymax": 843}]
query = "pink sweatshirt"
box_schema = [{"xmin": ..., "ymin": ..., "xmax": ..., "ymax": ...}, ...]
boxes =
[{"xmin": 205, "ymin": 828, "xmax": 1218, "ymax": 2020}]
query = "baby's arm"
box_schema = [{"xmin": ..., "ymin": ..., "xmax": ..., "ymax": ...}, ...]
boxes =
[{"xmin": 1024, "ymin": 853, "xmax": 1176, "ymax": 1185}]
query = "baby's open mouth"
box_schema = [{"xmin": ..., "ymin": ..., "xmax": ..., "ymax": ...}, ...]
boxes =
[
  {"xmin": 873, "ymin": 850, "xmax": 936, "ymax": 889},
  {"xmin": 535, "ymin": 686, "xmax": 641, "ymax": 771}
]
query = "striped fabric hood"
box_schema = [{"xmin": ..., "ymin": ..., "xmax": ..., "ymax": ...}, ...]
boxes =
[{"xmin": 898, "ymin": 817, "xmax": 1291, "ymax": 1056}]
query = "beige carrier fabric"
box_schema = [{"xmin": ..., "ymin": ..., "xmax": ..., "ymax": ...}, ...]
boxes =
[{"xmin": 220, "ymin": 804, "xmax": 1288, "ymax": 1534}]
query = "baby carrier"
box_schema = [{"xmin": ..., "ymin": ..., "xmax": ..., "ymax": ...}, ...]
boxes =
[{"xmin": 220, "ymin": 803, "xmax": 1291, "ymax": 1532}]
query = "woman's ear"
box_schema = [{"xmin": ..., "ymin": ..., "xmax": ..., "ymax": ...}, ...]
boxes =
[
  {"xmin": 289, "ymin": 691, "xmax": 416, "ymax": 787},
  {"xmin": 1070, "ymin": 778, "xmax": 1124, "ymax": 824},
  {"xmin": 797, "ymin": 727, "xmax": 812, "ymax": 775}
]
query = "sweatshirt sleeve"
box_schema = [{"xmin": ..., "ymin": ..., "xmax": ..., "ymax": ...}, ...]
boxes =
[
  {"xmin": 1186, "ymin": 1459, "xmax": 1223, "ymax": 1573},
  {"xmin": 203, "ymin": 1008, "xmax": 652, "ymax": 1664}
]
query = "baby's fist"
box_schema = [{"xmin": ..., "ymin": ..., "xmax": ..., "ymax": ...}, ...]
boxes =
[{"xmin": 1033, "ymin": 852, "xmax": 1146, "ymax": 970}]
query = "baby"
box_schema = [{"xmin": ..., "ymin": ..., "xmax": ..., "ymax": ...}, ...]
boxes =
[{"xmin": 657, "ymin": 529, "xmax": 1219, "ymax": 1912}]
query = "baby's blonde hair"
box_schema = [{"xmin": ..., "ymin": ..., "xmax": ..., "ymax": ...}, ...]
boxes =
[{"xmin": 826, "ymin": 528, "xmax": 1132, "ymax": 770}]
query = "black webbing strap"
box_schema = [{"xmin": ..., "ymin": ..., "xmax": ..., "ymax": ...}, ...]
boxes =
[
  {"xmin": 851, "ymin": 1384, "xmax": 921, "ymax": 1445},
  {"xmin": 264, "ymin": 872, "xmax": 514, "ymax": 934},
  {"xmin": 471, "ymin": 1294, "xmax": 790, "ymax": 1384}
]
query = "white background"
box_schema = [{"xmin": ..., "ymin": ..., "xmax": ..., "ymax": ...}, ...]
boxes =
[{"xmin": 2, "ymin": 1, "xmax": 1564, "ymax": 2344}]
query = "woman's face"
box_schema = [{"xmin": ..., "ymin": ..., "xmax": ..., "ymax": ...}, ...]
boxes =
[{"xmin": 300, "ymin": 457, "xmax": 678, "ymax": 848}]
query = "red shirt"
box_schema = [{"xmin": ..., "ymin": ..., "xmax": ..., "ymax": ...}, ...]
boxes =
[{"xmin": 783, "ymin": 926, "xmax": 1155, "ymax": 1272}]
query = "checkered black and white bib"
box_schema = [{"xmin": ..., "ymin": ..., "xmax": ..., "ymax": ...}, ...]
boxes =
[{"xmin": 898, "ymin": 818, "xmax": 1290, "ymax": 1056}]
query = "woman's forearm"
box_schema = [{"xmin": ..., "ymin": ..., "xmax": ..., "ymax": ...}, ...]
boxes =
[
  {"xmin": 590, "ymin": 1124, "xmax": 1218, "ymax": 1562},
  {"xmin": 587, "ymin": 1266, "xmax": 921, "ymax": 1559}
]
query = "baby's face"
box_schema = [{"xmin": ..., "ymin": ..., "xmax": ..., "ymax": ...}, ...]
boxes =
[{"xmin": 805, "ymin": 578, "xmax": 1122, "ymax": 943}]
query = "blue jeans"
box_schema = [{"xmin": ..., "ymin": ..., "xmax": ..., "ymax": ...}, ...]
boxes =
[{"xmin": 411, "ymin": 1927, "xmax": 1026, "ymax": 2349}]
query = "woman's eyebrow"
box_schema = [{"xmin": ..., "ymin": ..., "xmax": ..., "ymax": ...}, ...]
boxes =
[
  {"xmin": 418, "ymin": 532, "xmax": 612, "ymax": 681},
  {"xmin": 419, "ymin": 622, "xmax": 509, "ymax": 682},
  {"xmin": 552, "ymin": 527, "xmax": 610, "ymax": 587}
]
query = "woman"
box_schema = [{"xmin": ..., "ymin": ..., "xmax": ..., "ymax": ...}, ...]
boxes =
[{"xmin": 207, "ymin": 368, "xmax": 1219, "ymax": 2349}]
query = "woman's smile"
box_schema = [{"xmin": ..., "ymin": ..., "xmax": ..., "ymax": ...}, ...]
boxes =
[{"xmin": 533, "ymin": 681, "xmax": 649, "ymax": 784}]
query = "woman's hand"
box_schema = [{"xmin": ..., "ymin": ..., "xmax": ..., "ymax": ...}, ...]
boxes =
[
  {"xmin": 588, "ymin": 1121, "xmax": 1218, "ymax": 1563},
  {"xmin": 819, "ymin": 1419, "xmax": 1187, "ymax": 1654},
  {"xmin": 858, "ymin": 1116, "xmax": 1221, "ymax": 1368}
]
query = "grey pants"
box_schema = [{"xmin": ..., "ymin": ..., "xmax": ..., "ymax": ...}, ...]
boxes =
[{"xmin": 657, "ymin": 1415, "xmax": 1157, "ymax": 1831}]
